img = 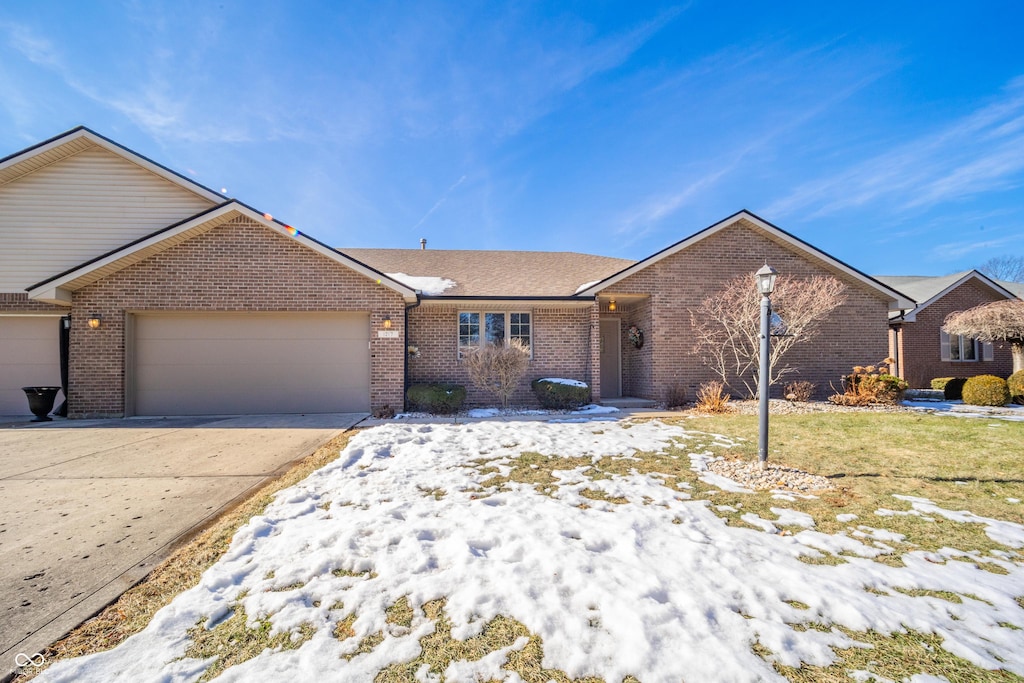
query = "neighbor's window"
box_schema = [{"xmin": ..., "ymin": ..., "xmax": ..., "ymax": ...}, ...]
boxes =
[
  {"xmin": 458, "ymin": 312, "xmax": 532, "ymax": 358},
  {"xmin": 949, "ymin": 333, "xmax": 977, "ymax": 361}
]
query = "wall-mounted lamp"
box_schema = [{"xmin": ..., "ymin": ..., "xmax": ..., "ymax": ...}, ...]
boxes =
[
  {"xmin": 382, "ymin": 316, "xmax": 393, "ymax": 329},
  {"xmin": 608, "ymin": 300, "xmax": 617, "ymax": 312},
  {"xmin": 87, "ymin": 314, "xmax": 102, "ymax": 329}
]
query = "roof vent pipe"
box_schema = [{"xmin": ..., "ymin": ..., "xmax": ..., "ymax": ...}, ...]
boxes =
[{"xmin": 420, "ymin": 238, "xmax": 427, "ymax": 250}]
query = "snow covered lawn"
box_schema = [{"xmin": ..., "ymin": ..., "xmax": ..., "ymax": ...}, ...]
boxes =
[{"xmin": 35, "ymin": 419, "xmax": 1024, "ymax": 682}]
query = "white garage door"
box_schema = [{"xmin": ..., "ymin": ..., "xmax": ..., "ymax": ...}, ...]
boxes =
[
  {"xmin": 133, "ymin": 312, "xmax": 371, "ymax": 416},
  {"xmin": 0, "ymin": 315, "xmax": 62, "ymax": 415}
]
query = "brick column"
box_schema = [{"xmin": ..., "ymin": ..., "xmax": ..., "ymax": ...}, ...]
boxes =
[{"xmin": 589, "ymin": 301, "xmax": 602, "ymax": 402}]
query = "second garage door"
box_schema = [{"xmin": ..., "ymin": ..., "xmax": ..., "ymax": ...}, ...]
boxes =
[{"xmin": 132, "ymin": 312, "xmax": 371, "ymax": 416}]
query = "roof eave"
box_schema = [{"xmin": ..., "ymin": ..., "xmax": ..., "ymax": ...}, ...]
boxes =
[
  {"xmin": 0, "ymin": 126, "xmax": 225, "ymax": 203},
  {"xmin": 26, "ymin": 202, "xmax": 418, "ymax": 303},
  {"xmin": 580, "ymin": 209, "xmax": 916, "ymax": 311}
]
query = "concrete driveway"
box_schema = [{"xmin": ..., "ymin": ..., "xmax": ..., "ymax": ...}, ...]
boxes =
[{"xmin": 0, "ymin": 413, "xmax": 365, "ymax": 678}]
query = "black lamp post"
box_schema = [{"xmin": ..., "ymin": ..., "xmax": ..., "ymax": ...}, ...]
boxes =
[{"xmin": 755, "ymin": 264, "xmax": 778, "ymax": 469}]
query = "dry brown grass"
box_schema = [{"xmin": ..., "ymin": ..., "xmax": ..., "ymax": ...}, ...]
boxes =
[
  {"xmin": 695, "ymin": 380, "xmax": 733, "ymax": 413},
  {"xmin": 184, "ymin": 604, "xmax": 314, "ymax": 682},
  {"xmin": 15, "ymin": 430, "xmax": 354, "ymax": 681}
]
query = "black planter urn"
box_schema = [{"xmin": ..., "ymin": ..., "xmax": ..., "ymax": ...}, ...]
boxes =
[{"xmin": 22, "ymin": 387, "xmax": 62, "ymax": 422}]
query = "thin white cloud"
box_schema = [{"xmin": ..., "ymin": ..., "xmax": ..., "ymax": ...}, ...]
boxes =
[
  {"xmin": 766, "ymin": 77, "xmax": 1024, "ymax": 219},
  {"xmin": 928, "ymin": 234, "xmax": 1024, "ymax": 261},
  {"xmin": 412, "ymin": 175, "xmax": 468, "ymax": 231}
]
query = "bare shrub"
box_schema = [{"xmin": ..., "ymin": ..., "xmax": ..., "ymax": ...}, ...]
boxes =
[
  {"xmin": 664, "ymin": 381, "xmax": 687, "ymax": 409},
  {"xmin": 783, "ymin": 380, "xmax": 815, "ymax": 402},
  {"xmin": 695, "ymin": 381, "xmax": 732, "ymax": 413},
  {"xmin": 690, "ymin": 272, "xmax": 847, "ymax": 397},
  {"xmin": 462, "ymin": 339, "xmax": 530, "ymax": 409}
]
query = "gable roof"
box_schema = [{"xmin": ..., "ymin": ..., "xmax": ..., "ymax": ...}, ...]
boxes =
[
  {"xmin": 341, "ymin": 248, "xmax": 635, "ymax": 298},
  {"xmin": 873, "ymin": 270, "xmax": 1020, "ymax": 322},
  {"xmin": 27, "ymin": 201, "xmax": 418, "ymax": 304},
  {"xmin": 0, "ymin": 126, "xmax": 225, "ymax": 203},
  {"xmin": 576, "ymin": 210, "xmax": 915, "ymax": 311}
]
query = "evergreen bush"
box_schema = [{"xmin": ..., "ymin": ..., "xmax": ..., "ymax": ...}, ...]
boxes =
[
  {"xmin": 531, "ymin": 378, "xmax": 590, "ymax": 409},
  {"xmin": 406, "ymin": 384, "xmax": 466, "ymax": 414},
  {"xmin": 961, "ymin": 375, "xmax": 1010, "ymax": 407},
  {"xmin": 1007, "ymin": 370, "xmax": 1024, "ymax": 405}
]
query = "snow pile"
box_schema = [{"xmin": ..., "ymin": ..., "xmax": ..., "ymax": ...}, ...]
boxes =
[
  {"xmin": 385, "ymin": 272, "xmax": 456, "ymax": 295},
  {"xmin": 536, "ymin": 377, "xmax": 588, "ymax": 388},
  {"xmin": 38, "ymin": 421, "xmax": 1024, "ymax": 683}
]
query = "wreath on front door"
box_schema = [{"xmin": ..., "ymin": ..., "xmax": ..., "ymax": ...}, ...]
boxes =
[{"xmin": 627, "ymin": 325, "xmax": 644, "ymax": 349}]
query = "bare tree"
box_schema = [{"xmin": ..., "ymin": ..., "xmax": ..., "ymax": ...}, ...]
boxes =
[
  {"xmin": 690, "ymin": 273, "xmax": 848, "ymax": 397},
  {"xmin": 977, "ymin": 255, "xmax": 1024, "ymax": 283},
  {"xmin": 462, "ymin": 338, "xmax": 531, "ymax": 409},
  {"xmin": 944, "ymin": 299, "xmax": 1024, "ymax": 373}
]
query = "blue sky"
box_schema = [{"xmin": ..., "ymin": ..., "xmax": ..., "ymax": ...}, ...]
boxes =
[{"xmin": 1, "ymin": 1, "xmax": 1022, "ymax": 276}]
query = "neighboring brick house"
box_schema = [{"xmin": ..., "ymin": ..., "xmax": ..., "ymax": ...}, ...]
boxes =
[
  {"xmin": 2, "ymin": 127, "xmax": 914, "ymax": 417},
  {"xmin": 874, "ymin": 272, "xmax": 1019, "ymax": 389}
]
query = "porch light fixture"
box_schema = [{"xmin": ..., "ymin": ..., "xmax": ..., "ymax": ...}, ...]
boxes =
[
  {"xmin": 382, "ymin": 316, "xmax": 393, "ymax": 329},
  {"xmin": 87, "ymin": 314, "xmax": 102, "ymax": 329},
  {"xmin": 608, "ymin": 300, "xmax": 617, "ymax": 312},
  {"xmin": 755, "ymin": 263, "xmax": 778, "ymax": 469}
]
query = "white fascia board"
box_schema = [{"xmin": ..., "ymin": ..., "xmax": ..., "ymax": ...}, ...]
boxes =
[
  {"xmin": 578, "ymin": 210, "xmax": 916, "ymax": 311},
  {"xmin": 28, "ymin": 287, "xmax": 72, "ymax": 306}
]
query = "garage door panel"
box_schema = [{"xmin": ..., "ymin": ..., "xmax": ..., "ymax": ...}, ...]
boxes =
[
  {"xmin": 0, "ymin": 316, "xmax": 62, "ymax": 415},
  {"xmin": 137, "ymin": 338, "xmax": 368, "ymax": 366},
  {"xmin": 133, "ymin": 313, "xmax": 371, "ymax": 415}
]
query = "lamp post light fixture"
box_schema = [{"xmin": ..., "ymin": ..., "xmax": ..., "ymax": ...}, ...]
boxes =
[{"xmin": 755, "ymin": 264, "xmax": 778, "ymax": 469}]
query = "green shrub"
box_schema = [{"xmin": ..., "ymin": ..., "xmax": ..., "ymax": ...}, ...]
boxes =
[
  {"xmin": 531, "ymin": 378, "xmax": 590, "ymax": 409},
  {"xmin": 942, "ymin": 377, "xmax": 967, "ymax": 400},
  {"xmin": 406, "ymin": 384, "xmax": 466, "ymax": 414},
  {"xmin": 930, "ymin": 377, "xmax": 954, "ymax": 391},
  {"xmin": 1008, "ymin": 370, "xmax": 1024, "ymax": 405},
  {"xmin": 961, "ymin": 375, "xmax": 1010, "ymax": 407}
]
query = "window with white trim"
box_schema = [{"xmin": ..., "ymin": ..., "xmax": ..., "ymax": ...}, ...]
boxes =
[
  {"xmin": 458, "ymin": 312, "xmax": 532, "ymax": 358},
  {"xmin": 940, "ymin": 330, "xmax": 991, "ymax": 362}
]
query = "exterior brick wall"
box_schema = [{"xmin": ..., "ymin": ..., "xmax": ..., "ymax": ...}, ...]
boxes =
[
  {"xmin": 407, "ymin": 304, "xmax": 591, "ymax": 407},
  {"xmin": 597, "ymin": 220, "xmax": 891, "ymax": 400},
  {"xmin": 68, "ymin": 217, "xmax": 407, "ymax": 417},
  {"xmin": 895, "ymin": 279, "xmax": 1014, "ymax": 388},
  {"xmin": 0, "ymin": 292, "xmax": 68, "ymax": 313}
]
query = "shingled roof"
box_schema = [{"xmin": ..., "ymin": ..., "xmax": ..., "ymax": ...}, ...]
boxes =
[{"xmin": 340, "ymin": 248, "xmax": 635, "ymax": 297}]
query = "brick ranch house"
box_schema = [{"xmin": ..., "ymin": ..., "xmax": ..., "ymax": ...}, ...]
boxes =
[
  {"xmin": 1, "ymin": 127, "xmax": 915, "ymax": 418},
  {"xmin": 874, "ymin": 271, "xmax": 1020, "ymax": 389}
]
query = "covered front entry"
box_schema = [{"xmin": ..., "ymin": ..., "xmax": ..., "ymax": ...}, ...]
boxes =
[
  {"xmin": 130, "ymin": 312, "xmax": 371, "ymax": 415},
  {"xmin": 0, "ymin": 315, "xmax": 63, "ymax": 415},
  {"xmin": 599, "ymin": 318, "xmax": 621, "ymax": 399}
]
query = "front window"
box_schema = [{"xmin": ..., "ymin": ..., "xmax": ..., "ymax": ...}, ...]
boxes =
[
  {"xmin": 459, "ymin": 312, "xmax": 532, "ymax": 358},
  {"xmin": 950, "ymin": 334, "xmax": 977, "ymax": 361}
]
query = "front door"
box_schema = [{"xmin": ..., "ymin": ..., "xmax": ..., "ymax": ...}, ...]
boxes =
[{"xmin": 599, "ymin": 319, "xmax": 621, "ymax": 399}]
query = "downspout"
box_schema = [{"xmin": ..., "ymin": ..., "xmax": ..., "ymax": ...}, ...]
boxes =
[{"xmin": 403, "ymin": 296, "xmax": 422, "ymax": 412}]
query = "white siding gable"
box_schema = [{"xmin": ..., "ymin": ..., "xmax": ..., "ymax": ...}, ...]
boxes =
[{"xmin": 0, "ymin": 146, "xmax": 216, "ymax": 292}]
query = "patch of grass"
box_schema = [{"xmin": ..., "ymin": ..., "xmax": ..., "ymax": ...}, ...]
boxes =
[
  {"xmin": 578, "ymin": 488, "xmax": 629, "ymax": 505},
  {"xmin": 417, "ymin": 485, "xmax": 447, "ymax": 500},
  {"xmin": 765, "ymin": 627, "xmax": 1023, "ymax": 683},
  {"xmin": 15, "ymin": 430, "xmax": 354, "ymax": 681},
  {"xmin": 385, "ymin": 596, "xmax": 414, "ymax": 628},
  {"xmin": 661, "ymin": 412, "xmax": 1024, "ymax": 562},
  {"xmin": 343, "ymin": 630, "xmax": 384, "ymax": 660},
  {"xmin": 892, "ymin": 588, "xmax": 963, "ymax": 603},
  {"xmin": 333, "ymin": 612, "xmax": 357, "ymax": 642},
  {"xmin": 185, "ymin": 605, "xmax": 314, "ymax": 682}
]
